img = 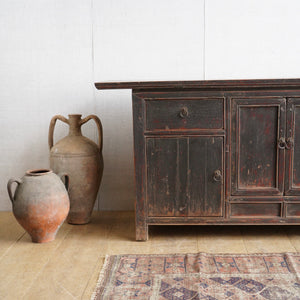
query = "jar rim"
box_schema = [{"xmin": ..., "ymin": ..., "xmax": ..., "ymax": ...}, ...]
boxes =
[
  {"xmin": 26, "ymin": 169, "xmax": 53, "ymax": 176},
  {"xmin": 68, "ymin": 114, "xmax": 82, "ymax": 117}
]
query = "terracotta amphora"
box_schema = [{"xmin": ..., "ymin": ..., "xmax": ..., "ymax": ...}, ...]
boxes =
[
  {"xmin": 7, "ymin": 169, "xmax": 70, "ymax": 243},
  {"xmin": 49, "ymin": 114, "xmax": 103, "ymax": 224}
]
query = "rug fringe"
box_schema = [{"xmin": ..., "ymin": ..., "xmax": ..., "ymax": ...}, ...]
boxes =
[{"xmin": 90, "ymin": 255, "xmax": 111, "ymax": 300}]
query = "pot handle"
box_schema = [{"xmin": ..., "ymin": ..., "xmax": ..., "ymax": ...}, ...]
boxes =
[
  {"xmin": 58, "ymin": 173, "xmax": 69, "ymax": 192},
  {"xmin": 7, "ymin": 178, "xmax": 22, "ymax": 203},
  {"xmin": 48, "ymin": 115, "xmax": 69, "ymax": 149},
  {"xmin": 80, "ymin": 115, "xmax": 103, "ymax": 152}
]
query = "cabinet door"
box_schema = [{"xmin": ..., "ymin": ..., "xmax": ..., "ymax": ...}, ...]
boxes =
[
  {"xmin": 285, "ymin": 98, "xmax": 300, "ymax": 195},
  {"xmin": 231, "ymin": 98, "xmax": 285, "ymax": 195},
  {"xmin": 146, "ymin": 136, "xmax": 224, "ymax": 217}
]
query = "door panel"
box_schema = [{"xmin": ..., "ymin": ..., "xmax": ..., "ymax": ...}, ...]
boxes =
[
  {"xmin": 146, "ymin": 138, "xmax": 179, "ymax": 217},
  {"xmin": 285, "ymin": 98, "xmax": 300, "ymax": 195},
  {"xmin": 231, "ymin": 98, "xmax": 285, "ymax": 195},
  {"xmin": 146, "ymin": 136, "xmax": 224, "ymax": 217},
  {"xmin": 188, "ymin": 137, "xmax": 223, "ymax": 217}
]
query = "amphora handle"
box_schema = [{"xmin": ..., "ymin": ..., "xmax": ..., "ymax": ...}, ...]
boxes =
[
  {"xmin": 58, "ymin": 173, "xmax": 70, "ymax": 192},
  {"xmin": 48, "ymin": 115, "xmax": 69, "ymax": 149},
  {"xmin": 7, "ymin": 178, "xmax": 22, "ymax": 203},
  {"xmin": 80, "ymin": 115, "xmax": 103, "ymax": 152}
]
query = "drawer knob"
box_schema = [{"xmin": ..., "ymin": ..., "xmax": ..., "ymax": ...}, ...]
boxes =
[
  {"xmin": 179, "ymin": 107, "xmax": 189, "ymax": 118},
  {"xmin": 213, "ymin": 170, "xmax": 222, "ymax": 182}
]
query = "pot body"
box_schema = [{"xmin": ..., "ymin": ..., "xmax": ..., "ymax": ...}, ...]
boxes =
[
  {"xmin": 49, "ymin": 114, "xmax": 103, "ymax": 224},
  {"xmin": 7, "ymin": 169, "xmax": 70, "ymax": 243}
]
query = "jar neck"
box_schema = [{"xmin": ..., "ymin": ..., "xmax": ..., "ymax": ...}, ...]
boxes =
[{"xmin": 68, "ymin": 115, "xmax": 82, "ymax": 136}]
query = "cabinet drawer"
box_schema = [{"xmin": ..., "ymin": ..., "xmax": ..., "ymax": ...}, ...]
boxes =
[
  {"xmin": 145, "ymin": 98, "xmax": 224, "ymax": 131},
  {"xmin": 286, "ymin": 203, "xmax": 300, "ymax": 217},
  {"xmin": 230, "ymin": 202, "xmax": 281, "ymax": 218}
]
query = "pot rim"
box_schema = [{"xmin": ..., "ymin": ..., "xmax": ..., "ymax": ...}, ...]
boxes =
[{"xmin": 26, "ymin": 169, "xmax": 53, "ymax": 176}]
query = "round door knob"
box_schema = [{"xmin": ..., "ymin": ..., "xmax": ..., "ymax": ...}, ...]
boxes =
[
  {"xmin": 213, "ymin": 170, "xmax": 222, "ymax": 182},
  {"xmin": 277, "ymin": 137, "xmax": 287, "ymax": 150}
]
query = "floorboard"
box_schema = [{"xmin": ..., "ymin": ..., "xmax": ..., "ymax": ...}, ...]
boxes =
[{"xmin": 0, "ymin": 211, "xmax": 299, "ymax": 299}]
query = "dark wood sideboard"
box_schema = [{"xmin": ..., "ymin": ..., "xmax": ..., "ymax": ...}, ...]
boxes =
[{"xmin": 95, "ymin": 79, "xmax": 300, "ymax": 241}]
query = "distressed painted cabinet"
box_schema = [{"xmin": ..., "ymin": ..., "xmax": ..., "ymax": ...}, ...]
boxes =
[{"xmin": 95, "ymin": 79, "xmax": 300, "ymax": 241}]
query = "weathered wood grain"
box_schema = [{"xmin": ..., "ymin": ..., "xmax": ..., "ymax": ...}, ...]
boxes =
[
  {"xmin": 95, "ymin": 79, "xmax": 300, "ymax": 240},
  {"xmin": 231, "ymin": 97, "xmax": 285, "ymax": 196},
  {"xmin": 145, "ymin": 98, "xmax": 224, "ymax": 131}
]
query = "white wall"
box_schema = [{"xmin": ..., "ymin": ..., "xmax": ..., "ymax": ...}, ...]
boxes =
[
  {"xmin": 1, "ymin": 0, "xmax": 300, "ymax": 211},
  {"xmin": 205, "ymin": 0, "xmax": 300, "ymax": 79},
  {"xmin": 92, "ymin": 0, "xmax": 205, "ymax": 210}
]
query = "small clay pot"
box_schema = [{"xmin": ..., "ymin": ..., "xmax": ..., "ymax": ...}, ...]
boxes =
[{"xmin": 7, "ymin": 169, "xmax": 70, "ymax": 243}]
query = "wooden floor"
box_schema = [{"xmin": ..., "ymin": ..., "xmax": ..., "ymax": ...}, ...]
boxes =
[{"xmin": 1, "ymin": 211, "xmax": 300, "ymax": 299}]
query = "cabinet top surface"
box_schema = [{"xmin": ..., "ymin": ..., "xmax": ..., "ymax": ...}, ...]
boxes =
[{"xmin": 95, "ymin": 78, "xmax": 300, "ymax": 91}]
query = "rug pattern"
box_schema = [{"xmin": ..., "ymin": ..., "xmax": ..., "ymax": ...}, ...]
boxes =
[{"xmin": 92, "ymin": 253, "xmax": 300, "ymax": 299}]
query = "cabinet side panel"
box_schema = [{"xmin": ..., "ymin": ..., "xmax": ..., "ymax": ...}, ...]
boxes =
[{"xmin": 132, "ymin": 95, "xmax": 148, "ymax": 240}]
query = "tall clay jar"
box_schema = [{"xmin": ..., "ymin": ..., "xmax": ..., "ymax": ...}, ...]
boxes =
[
  {"xmin": 7, "ymin": 169, "xmax": 70, "ymax": 243},
  {"xmin": 49, "ymin": 114, "xmax": 103, "ymax": 224}
]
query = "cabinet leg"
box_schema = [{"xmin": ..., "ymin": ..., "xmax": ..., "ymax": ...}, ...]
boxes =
[{"xmin": 136, "ymin": 223, "xmax": 148, "ymax": 241}]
